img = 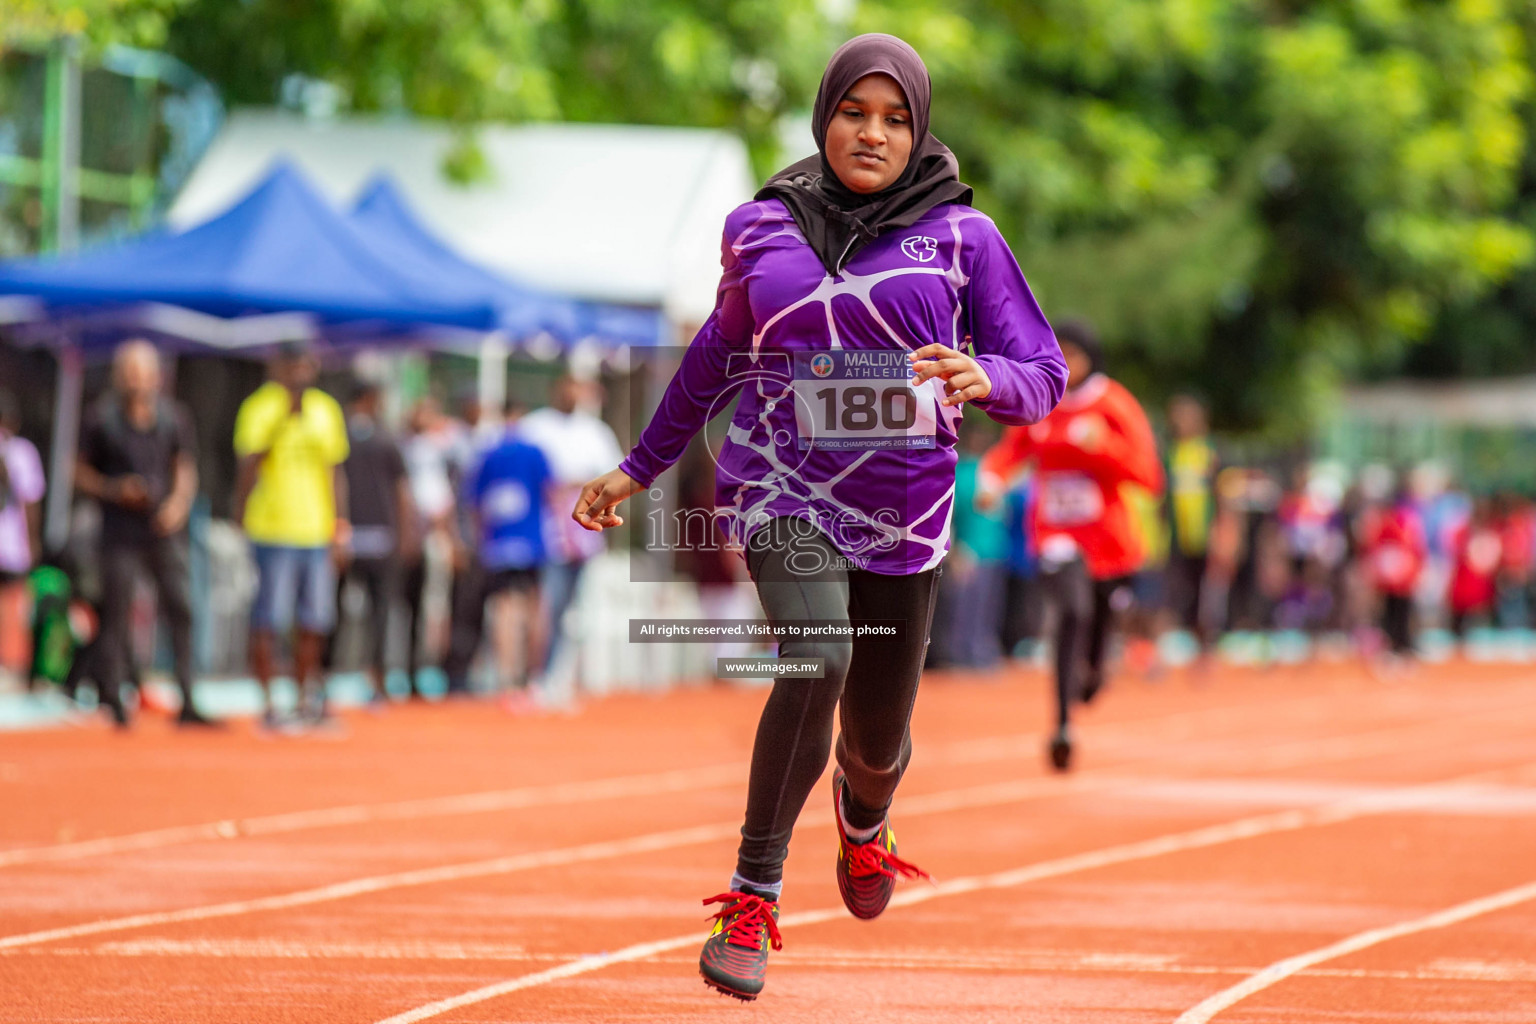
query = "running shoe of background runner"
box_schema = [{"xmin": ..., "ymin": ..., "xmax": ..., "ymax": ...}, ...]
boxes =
[
  {"xmin": 1079, "ymin": 669, "xmax": 1105, "ymax": 705},
  {"xmin": 699, "ymin": 888, "xmax": 781, "ymax": 1000},
  {"xmin": 832, "ymin": 766, "xmax": 930, "ymax": 919},
  {"xmin": 1049, "ymin": 725, "xmax": 1074, "ymax": 772}
]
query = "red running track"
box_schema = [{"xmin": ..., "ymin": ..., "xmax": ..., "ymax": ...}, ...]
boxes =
[{"xmin": 2, "ymin": 660, "xmax": 1535, "ymax": 1022}]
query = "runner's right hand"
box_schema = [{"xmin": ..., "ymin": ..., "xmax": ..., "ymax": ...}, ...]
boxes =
[{"xmin": 573, "ymin": 468, "xmax": 643, "ymax": 532}]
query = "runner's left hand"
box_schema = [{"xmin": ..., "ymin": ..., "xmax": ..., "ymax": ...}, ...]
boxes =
[{"xmin": 909, "ymin": 344, "xmax": 992, "ymax": 407}]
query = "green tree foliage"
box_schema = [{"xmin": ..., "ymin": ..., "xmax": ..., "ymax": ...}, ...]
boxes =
[
  {"xmin": 14, "ymin": 0, "xmax": 1536, "ymax": 433},
  {"xmin": 159, "ymin": 0, "xmax": 834, "ymax": 175},
  {"xmin": 1, "ymin": 0, "xmax": 187, "ymax": 52},
  {"xmin": 862, "ymin": 0, "xmax": 1534, "ymax": 433}
]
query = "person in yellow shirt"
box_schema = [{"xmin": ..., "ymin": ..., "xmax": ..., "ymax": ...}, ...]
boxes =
[
  {"xmin": 233, "ymin": 344, "xmax": 349, "ymax": 729},
  {"xmin": 1166, "ymin": 394, "xmax": 1219, "ymax": 653}
]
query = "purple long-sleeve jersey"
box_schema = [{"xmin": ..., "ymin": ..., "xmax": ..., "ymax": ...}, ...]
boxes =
[{"xmin": 620, "ymin": 198, "xmax": 1068, "ymax": 575}]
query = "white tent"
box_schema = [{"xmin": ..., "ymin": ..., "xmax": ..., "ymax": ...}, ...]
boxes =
[{"xmin": 169, "ymin": 109, "xmax": 757, "ymax": 328}]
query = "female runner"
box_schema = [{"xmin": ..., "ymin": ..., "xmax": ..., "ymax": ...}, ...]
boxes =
[{"xmin": 573, "ymin": 33, "xmax": 1068, "ymax": 1001}]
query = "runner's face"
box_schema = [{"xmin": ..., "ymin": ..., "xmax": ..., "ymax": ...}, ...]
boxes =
[
  {"xmin": 1062, "ymin": 343, "xmax": 1092, "ymax": 389},
  {"xmin": 824, "ymin": 73, "xmax": 914, "ymax": 195}
]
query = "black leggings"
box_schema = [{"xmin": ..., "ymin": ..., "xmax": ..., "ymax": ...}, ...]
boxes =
[
  {"xmin": 735, "ymin": 517, "xmax": 939, "ymax": 886},
  {"xmin": 1382, "ymin": 594, "xmax": 1413, "ymax": 654},
  {"xmin": 1042, "ymin": 557, "xmax": 1127, "ymax": 729}
]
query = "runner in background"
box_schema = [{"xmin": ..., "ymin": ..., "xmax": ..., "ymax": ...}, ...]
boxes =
[
  {"xmin": 570, "ymin": 34, "xmax": 1067, "ymax": 1000},
  {"xmin": 980, "ymin": 320, "xmax": 1162, "ymax": 771}
]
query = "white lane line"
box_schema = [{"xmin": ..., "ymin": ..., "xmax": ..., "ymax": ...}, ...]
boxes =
[
  {"xmin": 0, "ymin": 823, "xmax": 737, "ymax": 952},
  {"xmin": 0, "ymin": 774, "xmax": 1114, "ymax": 952},
  {"xmin": 0, "ymin": 703, "xmax": 1474, "ymax": 872},
  {"xmin": 0, "ymin": 763, "xmax": 744, "ymax": 869},
  {"xmin": 1174, "ymin": 878, "xmax": 1536, "ymax": 1023},
  {"xmin": 0, "ymin": 684, "xmax": 1368, "ymax": 871},
  {"xmin": 19, "ymin": 941, "xmax": 1536, "ymax": 987},
  {"xmin": 0, "ymin": 684, "xmax": 1484, "ymax": 871},
  {"xmin": 4, "ymin": 721, "xmax": 1531, "ymax": 956},
  {"xmin": 369, "ymin": 767, "xmax": 1535, "ymax": 1024}
]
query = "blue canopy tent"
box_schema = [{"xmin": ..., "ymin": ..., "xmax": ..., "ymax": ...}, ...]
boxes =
[
  {"xmin": 0, "ymin": 161, "xmax": 500, "ymax": 351},
  {"xmin": 0, "ymin": 161, "xmax": 503, "ymax": 544},
  {"xmin": 348, "ymin": 176, "xmax": 668, "ymax": 349}
]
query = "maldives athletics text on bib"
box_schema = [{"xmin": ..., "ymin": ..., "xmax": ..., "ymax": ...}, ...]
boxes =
[{"xmin": 792, "ymin": 350, "xmax": 938, "ymax": 451}]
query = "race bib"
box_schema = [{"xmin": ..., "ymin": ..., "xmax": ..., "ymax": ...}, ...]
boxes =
[
  {"xmin": 1373, "ymin": 543, "xmax": 1413, "ymax": 586},
  {"xmin": 792, "ymin": 350, "xmax": 937, "ymax": 451},
  {"xmin": 1039, "ymin": 472, "xmax": 1104, "ymax": 526}
]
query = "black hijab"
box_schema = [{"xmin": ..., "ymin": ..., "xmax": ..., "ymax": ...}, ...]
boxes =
[{"xmin": 757, "ymin": 33, "xmax": 972, "ymax": 275}]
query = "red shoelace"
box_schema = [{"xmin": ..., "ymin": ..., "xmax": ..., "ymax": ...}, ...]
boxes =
[
  {"xmin": 703, "ymin": 892, "xmax": 784, "ymax": 951},
  {"xmin": 843, "ymin": 835, "xmax": 932, "ymax": 882}
]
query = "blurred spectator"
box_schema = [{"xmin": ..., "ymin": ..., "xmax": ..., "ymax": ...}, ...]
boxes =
[
  {"xmin": 675, "ymin": 446, "xmax": 755, "ymax": 665},
  {"xmin": 1165, "ymin": 395, "xmax": 1218, "ymax": 650},
  {"xmin": 0, "ymin": 388, "xmax": 43, "ymax": 676},
  {"xmin": 1363, "ymin": 477, "xmax": 1427, "ymax": 664},
  {"xmin": 1227, "ymin": 468, "xmax": 1284, "ymax": 631},
  {"xmin": 442, "ymin": 388, "xmax": 500, "ymax": 696},
  {"xmin": 998, "ymin": 475, "xmax": 1043, "ymax": 660},
  {"xmin": 1122, "ymin": 481, "xmax": 1168, "ymax": 677},
  {"xmin": 233, "ymin": 344, "xmax": 349, "ymax": 728},
  {"xmin": 401, "ymin": 397, "xmax": 457, "ymax": 691},
  {"xmin": 328, "ymin": 380, "xmax": 416, "ymax": 704},
  {"xmin": 1202, "ymin": 468, "xmax": 1248, "ymax": 639},
  {"xmin": 74, "ymin": 341, "xmax": 215, "ymax": 727},
  {"xmin": 516, "ymin": 374, "xmax": 623, "ymax": 697},
  {"xmin": 931, "ymin": 425, "xmax": 1009, "ymax": 669},
  {"xmin": 1496, "ymin": 495, "xmax": 1535, "ymax": 629},
  {"xmin": 443, "ymin": 413, "xmax": 553, "ymax": 703},
  {"xmin": 1448, "ymin": 498, "xmax": 1502, "ymax": 638}
]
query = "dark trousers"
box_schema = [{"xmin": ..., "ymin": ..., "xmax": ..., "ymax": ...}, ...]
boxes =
[
  {"xmin": 325, "ymin": 556, "xmax": 399, "ymax": 678},
  {"xmin": 735, "ymin": 518, "xmax": 939, "ymax": 886},
  {"xmin": 442, "ymin": 559, "xmax": 491, "ymax": 692},
  {"xmin": 1168, "ymin": 551, "xmax": 1210, "ymax": 646},
  {"xmin": 1382, "ymin": 593, "xmax": 1414, "ymax": 654},
  {"xmin": 1042, "ymin": 557, "xmax": 1126, "ymax": 729},
  {"xmin": 539, "ymin": 559, "xmax": 587, "ymax": 674},
  {"xmin": 1001, "ymin": 570, "xmax": 1044, "ymax": 657},
  {"xmin": 97, "ymin": 537, "xmax": 195, "ymax": 713},
  {"xmin": 403, "ymin": 556, "xmax": 429, "ymax": 689}
]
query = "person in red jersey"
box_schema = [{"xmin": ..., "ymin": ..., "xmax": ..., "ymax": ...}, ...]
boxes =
[
  {"xmin": 980, "ymin": 320, "xmax": 1162, "ymax": 770},
  {"xmin": 1362, "ymin": 478, "xmax": 1426, "ymax": 666}
]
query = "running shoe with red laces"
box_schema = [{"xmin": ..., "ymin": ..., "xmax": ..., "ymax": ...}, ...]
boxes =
[
  {"xmin": 832, "ymin": 766, "xmax": 930, "ymax": 920},
  {"xmin": 698, "ymin": 888, "xmax": 782, "ymax": 1001}
]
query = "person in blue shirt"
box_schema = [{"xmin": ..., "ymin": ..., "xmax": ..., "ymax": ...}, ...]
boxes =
[{"xmin": 442, "ymin": 415, "xmax": 553, "ymax": 704}]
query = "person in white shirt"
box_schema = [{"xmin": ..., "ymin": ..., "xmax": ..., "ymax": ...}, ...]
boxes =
[
  {"xmin": 516, "ymin": 374, "xmax": 623, "ymax": 703},
  {"xmin": 400, "ymin": 397, "xmax": 458, "ymax": 695}
]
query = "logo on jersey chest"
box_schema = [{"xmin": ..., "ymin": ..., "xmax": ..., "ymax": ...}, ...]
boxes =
[{"xmin": 901, "ymin": 236, "xmax": 939, "ymax": 263}]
